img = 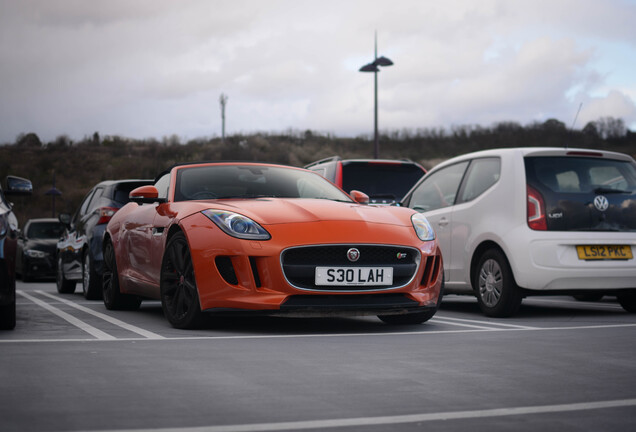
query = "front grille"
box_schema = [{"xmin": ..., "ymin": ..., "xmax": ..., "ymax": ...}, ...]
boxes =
[{"xmin": 281, "ymin": 245, "xmax": 420, "ymax": 291}]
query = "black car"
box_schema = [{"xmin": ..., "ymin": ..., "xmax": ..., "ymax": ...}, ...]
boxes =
[
  {"xmin": 56, "ymin": 179, "xmax": 153, "ymax": 299},
  {"xmin": 304, "ymin": 156, "xmax": 426, "ymax": 204},
  {"xmin": 0, "ymin": 176, "xmax": 32, "ymax": 330},
  {"xmin": 16, "ymin": 218, "xmax": 65, "ymax": 282}
]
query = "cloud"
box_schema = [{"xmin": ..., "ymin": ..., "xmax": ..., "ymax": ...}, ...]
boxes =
[{"xmin": 1, "ymin": 0, "xmax": 635, "ymax": 143}]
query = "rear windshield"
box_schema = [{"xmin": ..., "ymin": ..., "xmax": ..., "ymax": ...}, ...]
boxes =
[
  {"xmin": 526, "ymin": 156, "xmax": 636, "ymax": 193},
  {"xmin": 341, "ymin": 163, "xmax": 425, "ymax": 203},
  {"xmin": 525, "ymin": 156, "xmax": 636, "ymax": 231}
]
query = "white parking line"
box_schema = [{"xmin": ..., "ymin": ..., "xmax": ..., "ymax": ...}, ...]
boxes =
[
  {"xmin": 3, "ymin": 321, "xmax": 636, "ymax": 344},
  {"xmin": 430, "ymin": 318, "xmax": 497, "ymax": 330},
  {"xmin": 434, "ymin": 315, "xmax": 539, "ymax": 330},
  {"xmin": 17, "ymin": 291, "xmax": 116, "ymax": 340},
  {"xmin": 36, "ymin": 290, "xmax": 165, "ymax": 340},
  {"xmin": 83, "ymin": 398, "xmax": 636, "ymax": 432}
]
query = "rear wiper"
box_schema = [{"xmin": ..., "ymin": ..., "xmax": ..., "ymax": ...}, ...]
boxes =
[{"xmin": 594, "ymin": 187, "xmax": 632, "ymax": 194}]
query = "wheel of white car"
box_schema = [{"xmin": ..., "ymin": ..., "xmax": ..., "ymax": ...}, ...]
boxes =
[{"xmin": 474, "ymin": 249, "xmax": 522, "ymax": 317}]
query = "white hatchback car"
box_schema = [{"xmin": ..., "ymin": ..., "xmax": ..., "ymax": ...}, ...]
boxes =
[{"xmin": 401, "ymin": 147, "xmax": 636, "ymax": 317}]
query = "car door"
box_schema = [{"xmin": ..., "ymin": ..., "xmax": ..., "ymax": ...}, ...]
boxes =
[
  {"xmin": 446, "ymin": 157, "xmax": 501, "ymax": 283},
  {"xmin": 405, "ymin": 161, "xmax": 469, "ymax": 282},
  {"xmin": 60, "ymin": 187, "xmax": 101, "ymax": 278}
]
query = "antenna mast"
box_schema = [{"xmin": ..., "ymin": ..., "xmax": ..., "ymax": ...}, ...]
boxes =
[{"xmin": 219, "ymin": 93, "xmax": 228, "ymax": 143}]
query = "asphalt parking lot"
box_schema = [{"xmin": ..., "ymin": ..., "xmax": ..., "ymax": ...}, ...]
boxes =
[{"xmin": 2, "ymin": 280, "xmax": 636, "ymax": 432}]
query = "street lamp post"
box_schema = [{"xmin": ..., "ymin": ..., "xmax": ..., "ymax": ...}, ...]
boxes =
[{"xmin": 359, "ymin": 32, "xmax": 393, "ymax": 159}]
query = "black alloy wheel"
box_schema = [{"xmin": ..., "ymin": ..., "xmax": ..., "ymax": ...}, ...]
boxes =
[
  {"xmin": 474, "ymin": 248, "xmax": 522, "ymax": 317},
  {"xmin": 102, "ymin": 240, "xmax": 141, "ymax": 310},
  {"xmin": 378, "ymin": 274, "xmax": 445, "ymax": 325},
  {"xmin": 160, "ymin": 232, "xmax": 204, "ymax": 329}
]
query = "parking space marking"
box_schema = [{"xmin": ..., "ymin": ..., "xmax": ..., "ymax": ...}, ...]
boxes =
[
  {"xmin": 430, "ymin": 318, "xmax": 497, "ymax": 330},
  {"xmin": 433, "ymin": 315, "xmax": 539, "ymax": 330},
  {"xmin": 17, "ymin": 290, "xmax": 116, "ymax": 340},
  {"xmin": 527, "ymin": 297, "xmax": 624, "ymax": 310},
  {"xmin": 36, "ymin": 290, "xmax": 165, "ymax": 340},
  {"xmin": 3, "ymin": 322, "xmax": 636, "ymax": 344},
  {"xmin": 85, "ymin": 398, "xmax": 636, "ymax": 432}
]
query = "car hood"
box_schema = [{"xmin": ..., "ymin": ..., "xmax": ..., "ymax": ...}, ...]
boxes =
[
  {"xmin": 192, "ymin": 198, "xmax": 414, "ymax": 226},
  {"xmin": 24, "ymin": 238, "xmax": 58, "ymax": 252}
]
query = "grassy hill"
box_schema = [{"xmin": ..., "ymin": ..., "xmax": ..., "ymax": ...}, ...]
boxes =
[{"xmin": 2, "ymin": 119, "xmax": 635, "ymax": 226}]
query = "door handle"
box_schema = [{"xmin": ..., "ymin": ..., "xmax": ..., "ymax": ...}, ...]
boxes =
[{"xmin": 437, "ymin": 217, "xmax": 449, "ymax": 227}]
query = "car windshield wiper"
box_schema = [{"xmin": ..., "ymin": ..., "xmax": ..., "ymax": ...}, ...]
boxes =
[
  {"xmin": 594, "ymin": 187, "xmax": 632, "ymax": 194},
  {"xmin": 216, "ymin": 194, "xmax": 279, "ymax": 199}
]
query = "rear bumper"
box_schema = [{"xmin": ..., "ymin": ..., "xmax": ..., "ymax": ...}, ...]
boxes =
[{"xmin": 507, "ymin": 232, "xmax": 636, "ymax": 291}]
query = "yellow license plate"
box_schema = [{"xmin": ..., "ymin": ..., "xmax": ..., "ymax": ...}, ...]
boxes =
[{"xmin": 576, "ymin": 245, "xmax": 633, "ymax": 260}]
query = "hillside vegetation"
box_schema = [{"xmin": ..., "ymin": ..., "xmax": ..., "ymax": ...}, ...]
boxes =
[{"xmin": 2, "ymin": 117, "xmax": 635, "ymax": 225}]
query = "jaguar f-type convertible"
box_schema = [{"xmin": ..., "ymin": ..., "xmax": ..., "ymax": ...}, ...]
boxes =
[{"xmin": 103, "ymin": 162, "xmax": 444, "ymax": 328}]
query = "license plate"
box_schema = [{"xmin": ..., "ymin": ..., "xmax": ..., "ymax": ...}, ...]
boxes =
[
  {"xmin": 576, "ymin": 245, "xmax": 633, "ymax": 260},
  {"xmin": 315, "ymin": 267, "xmax": 393, "ymax": 286}
]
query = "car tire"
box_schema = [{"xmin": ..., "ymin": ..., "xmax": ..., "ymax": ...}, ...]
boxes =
[
  {"xmin": 573, "ymin": 293, "xmax": 604, "ymax": 302},
  {"xmin": 378, "ymin": 309, "xmax": 437, "ymax": 325},
  {"xmin": 0, "ymin": 299, "xmax": 16, "ymax": 330},
  {"xmin": 160, "ymin": 232, "xmax": 204, "ymax": 329},
  {"xmin": 474, "ymin": 249, "xmax": 522, "ymax": 317},
  {"xmin": 102, "ymin": 240, "xmax": 141, "ymax": 310},
  {"xmin": 378, "ymin": 274, "xmax": 445, "ymax": 325},
  {"xmin": 617, "ymin": 290, "xmax": 636, "ymax": 313},
  {"xmin": 56, "ymin": 255, "xmax": 76, "ymax": 294},
  {"xmin": 82, "ymin": 250, "xmax": 102, "ymax": 300}
]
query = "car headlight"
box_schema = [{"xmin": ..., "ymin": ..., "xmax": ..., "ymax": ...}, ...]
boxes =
[
  {"xmin": 202, "ymin": 210, "xmax": 271, "ymax": 240},
  {"xmin": 411, "ymin": 213, "xmax": 435, "ymax": 241},
  {"xmin": 26, "ymin": 249, "xmax": 49, "ymax": 258}
]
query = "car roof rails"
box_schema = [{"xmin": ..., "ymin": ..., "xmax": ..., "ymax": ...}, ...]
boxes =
[{"xmin": 304, "ymin": 156, "xmax": 342, "ymax": 168}]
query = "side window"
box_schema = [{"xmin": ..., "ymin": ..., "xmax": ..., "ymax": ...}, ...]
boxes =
[
  {"xmin": 154, "ymin": 173, "xmax": 171, "ymax": 199},
  {"xmin": 86, "ymin": 188, "xmax": 104, "ymax": 213},
  {"xmin": 408, "ymin": 161, "xmax": 469, "ymax": 212},
  {"xmin": 458, "ymin": 158, "xmax": 501, "ymax": 203},
  {"xmin": 75, "ymin": 188, "xmax": 99, "ymax": 222}
]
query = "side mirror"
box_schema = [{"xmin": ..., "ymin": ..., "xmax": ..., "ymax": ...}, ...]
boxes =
[
  {"xmin": 5, "ymin": 176, "xmax": 32, "ymax": 196},
  {"xmin": 129, "ymin": 185, "xmax": 166, "ymax": 204},
  {"xmin": 349, "ymin": 190, "xmax": 369, "ymax": 205},
  {"xmin": 58, "ymin": 213, "xmax": 72, "ymax": 227}
]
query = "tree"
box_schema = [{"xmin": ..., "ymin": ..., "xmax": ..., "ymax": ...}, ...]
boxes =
[{"xmin": 16, "ymin": 132, "xmax": 42, "ymax": 147}]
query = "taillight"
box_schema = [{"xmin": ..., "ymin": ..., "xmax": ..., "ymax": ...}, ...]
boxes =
[
  {"xmin": 527, "ymin": 185, "xmax": 547, "ymax": 230},
  {"xmin": 96, "ymin": 207, "xmax": 119, "ymax": 225}
]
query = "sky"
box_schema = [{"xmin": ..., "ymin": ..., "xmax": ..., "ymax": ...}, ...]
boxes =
[{"xmin": 1, "ymin": 0, "xmax": 636, "ymax": 144}]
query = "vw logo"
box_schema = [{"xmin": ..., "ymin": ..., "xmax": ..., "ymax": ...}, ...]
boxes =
[
  {"xmin": 346, "ymin": 248, "xmax": 360, "ymax": 262},
  {"xmin": 593, "ymin": 195, "xmax": 609, "ymax": 212}
]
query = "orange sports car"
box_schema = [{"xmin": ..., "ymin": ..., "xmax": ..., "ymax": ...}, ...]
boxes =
[{"xmin": 103, "ymin": 162, "xmax": 444, "ymax": 329}]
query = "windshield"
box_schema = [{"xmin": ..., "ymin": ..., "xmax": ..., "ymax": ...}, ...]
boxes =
[
  {"xmin": 27, "ymin": 222, "xmax": 65, "ymax": 239},
  {"xmin": 174, "ymin": 165, "xmax": 353, "ymax": 202},
  {"xmin": 341, "ymin": 163, "xmax": 425, "ymax": 202}
]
